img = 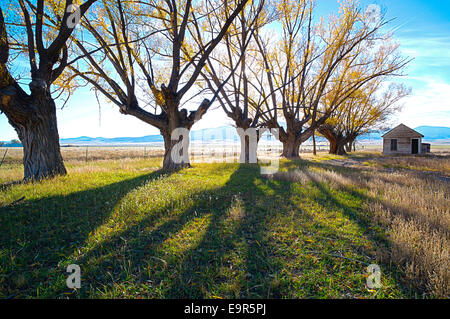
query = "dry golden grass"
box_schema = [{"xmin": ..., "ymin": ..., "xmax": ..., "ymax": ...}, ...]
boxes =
[
  {"xmin": 367, "ymin": 153, "xmax": 450, "ymax": 176},
  {"xmin": 0, "ymin": 147, "xmax": 165, "ymax": 166},
  {"xmin": 359, "ymin": 169, "xmax": 449, "ymax": 298},
  {"xmin": 273, "ymin": 154, "xmax": 449, "ymax": 298}
]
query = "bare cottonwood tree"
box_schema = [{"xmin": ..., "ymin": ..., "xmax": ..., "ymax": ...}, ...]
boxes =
[
  {"xmin": 0, "ymin": 0, "xmax": 96, "ymax": 180},
  {"xmin": 318, "ymin": 81, "xmax": 410, "ymax": 155},
  {"xmin": 70, "ymin": 0, "xmax": 249, "ymax": 170},
  {"xmin": 194, "ymin": 0, "xmax": 272, "ymax": 163},
  {"xmin": 253, "ymin": 0, "xmax": 410, "ymax": 158}
]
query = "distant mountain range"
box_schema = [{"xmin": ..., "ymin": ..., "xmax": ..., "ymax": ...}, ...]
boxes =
[
  {"xmin": 1, "ymin": 126, "xmax": 449, "ymax": 147},
  {"xmin": 59, "ymin": 126, "xmax": 286, "ymax": 146},
  {"xmin": 59, "ymin": 127, "xmax": 238, "ymax": 146},
  {"xmin": 358, "ymin": 126, "xmax": 450, "ymax": 142},
  {"xmin": 60, "ymin": 134, "xmax": 165, "ymax": 145},
  {"xmin": 415, "ymin": 126, "xmax": 450, "ymax": 140}
]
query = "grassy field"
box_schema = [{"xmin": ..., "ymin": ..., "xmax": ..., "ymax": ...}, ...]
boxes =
[{"xmin": 0, "ymin": 149, "xmax": 448, "ymax": 299}]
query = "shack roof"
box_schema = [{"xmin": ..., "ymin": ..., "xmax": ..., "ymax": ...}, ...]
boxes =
[{"xmin": 382, "ymin": 124, "xmax": 424, "ymax": 138}]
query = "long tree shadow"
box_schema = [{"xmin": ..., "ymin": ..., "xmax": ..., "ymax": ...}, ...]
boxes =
[
  {"xmin": 287, "ymin": 161, "xmax": 430, "ymax": 296},
  {"xmin": 4, "ymin": 160, "xmax": 427, "ymax": 298},
  {"xmin": 54, "ymin": 164, "xmax": 294, "ymax": 298},
  {"xmin": 71, "ymin": 161, "xmax": 404, "ymax": 298},
  {"xmin": 0, "ymin": 168, "xmax": 173, "ymax": 298},
  {"xmin": 163, "ymin": 164, "xmax": 294, "ymax": 298},
  {"xmin": 304, "ymin": 159, "xmax": 449, "ymax": 238},
  {"xmin": 170, "ymin": 160, "xmax": 429, "ymax": 298}
]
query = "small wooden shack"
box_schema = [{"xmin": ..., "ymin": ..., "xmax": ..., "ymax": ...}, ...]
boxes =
[{"xmin": 382, "ymin": 124, "xmax": 429, "ymax": 155}]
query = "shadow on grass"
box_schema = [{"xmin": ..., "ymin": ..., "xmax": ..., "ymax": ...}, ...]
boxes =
[
  {"xmin": 50, "ymin": 162, "xmax": 414, "ymax": 298},
  {"xmin": 0, "ymin": 168, "xmax": 173, "ymax": 298},
  {"xmin": 305, "ymin": 159, "xmax": 449, "ymax": 237},
  {"xmin": 163, "ymin": 165, "xmax": 292, "ymax": 298},
  {"xmin": 1, "ymin": 160, "xmax": 421, "ymax": 298},
  {"xmin": 287, "ymin": 159, "xmax": 433, "ymax": 297},
  {"xmin": 30, "ymin": 164, "xmax": 298, "ymax": 298}
]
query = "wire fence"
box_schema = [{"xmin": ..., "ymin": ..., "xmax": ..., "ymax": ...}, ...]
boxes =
[{"xmin": 0, "ymin": 142, "xmax": 383, "ymax": 166}]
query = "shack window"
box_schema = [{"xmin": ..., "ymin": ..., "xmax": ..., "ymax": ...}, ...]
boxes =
[{"xmin": 390, "ymin": 139, "xmax": 398, "ymax": 151}]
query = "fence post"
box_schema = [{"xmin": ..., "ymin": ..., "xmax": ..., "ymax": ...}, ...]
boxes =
[
  {"xmin": 0, "ymin": 148, "xmax": 8, "ymax": 168},
  {"xmin": 85, "ymin": 147, "xmax": 88, "ymax": 162}
]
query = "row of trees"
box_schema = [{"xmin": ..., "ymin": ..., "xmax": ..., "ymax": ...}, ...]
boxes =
[{"xmin": 0, "ymin": 0, "xmax": 410, "ymax": 180}]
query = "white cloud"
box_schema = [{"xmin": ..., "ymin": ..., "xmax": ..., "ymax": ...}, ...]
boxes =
[
  {"xmin": 398, "ymin": 35, "xmax": 450, "ymax": 65},
  {"xmin": 396, "ymin": 77, "xmax": 450, "ymax": 128}
]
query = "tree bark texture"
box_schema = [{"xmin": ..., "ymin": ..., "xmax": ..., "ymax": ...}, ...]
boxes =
[
  {"xmin": 281, "ymin": 134, "xmax": 301, "ymax": 158},
  {"xmin": 0, "ymin": 83, "xmax": 66, "ymax": 180}
]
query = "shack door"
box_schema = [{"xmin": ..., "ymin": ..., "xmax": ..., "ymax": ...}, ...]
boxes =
[{"xmin": 412, "ymin": 139, "xmax": 419, "ymax": 154}]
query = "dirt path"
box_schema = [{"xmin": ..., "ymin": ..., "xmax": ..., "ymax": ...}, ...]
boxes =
[{"xmin": 322, "ymin": 157, "xmax": 372, "ymax": 169}]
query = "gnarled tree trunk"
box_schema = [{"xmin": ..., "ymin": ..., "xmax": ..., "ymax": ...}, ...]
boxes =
[
  {"xmin": 328, "ymin": 138, "xmax": 347, "ymax": 155},
  {"xmin": 121, "ymin": 93, "xmax": 211, "ymax": 171},
  {"xmin": 161, "ymin": 127, "xmax": 191, "ymax": 171},
  {"xmin": 345, "ymin": 138, "xmax": 356, "ymax": 153},
  {"xmin": 0, "ymin": 6, "xmax": 77, "ymax": 181},
  {"xmin": 159, "ymin": 97, "xmax": 203, "ymax": 170},
  {"xmin": 345, "ymin": 141, "xmax": 352, "ymax": 153},
  {"xmin": 281, "ymin": 135, "xmax": 301, "ymax": 158},
  {"xmin": 319, "ymin": 125, "xmax": 348, "ymax": 156},
  {"xmin": 273, "ymin": 116, "xmax": 315, "ymax": 159},
  {"xmin": 19, "ymin": 101, "xmax": 66, "ymax": 180},
  {"xmin": 1, "ymin": 85, "xmax": 66, "ymax": 181},
  {"xmin": 236, "ymin": 125, "xmax": 259, "ymax": 164}
]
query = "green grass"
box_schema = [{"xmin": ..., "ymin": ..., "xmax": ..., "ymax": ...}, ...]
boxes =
[{"xmin": 0, "ymin": 158, "xmax": 415, "ymax": 298}]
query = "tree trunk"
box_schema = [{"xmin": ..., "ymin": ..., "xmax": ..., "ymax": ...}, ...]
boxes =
[
  {"xmin": 329, "ymin": 138, "xmax": 347, "ymax": 155},
  {"xmin": 345, "ymin": 142, "xmax": 352, "ymax": 153},
  {"xmin": 312, "ymin": 130, "xmax": 317, "ymax": 156},
  {"xmin": 5, "ymin": 94, "xmax": 66, "ymax": 181},
  {"xmin": 336, "ymin": 142, "xmax": 347, "ymax": 155},
  {"xmin": 20, "ymin": 116, "xmax": 66, "ymax": 180},
  {"xmin": 236, "ymin": 126, "xmax": 258, "ymax": 163},
  {"xmin": 319, "ymin": 126, "xmax": 348, "ymax": 156},
  {"xmin": 281, "ymin": 136, "xmax": 301, "ymax": 158},
  {"xmin": 153, "ymin": 96, "xmax": 212, "ymax": 171},
  {"xmin": 161, "ymin": 127, "xmax": 191, "ymax": 170}
]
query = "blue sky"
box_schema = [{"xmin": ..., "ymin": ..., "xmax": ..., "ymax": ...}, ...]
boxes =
[{"xmin": 1, "ymin": 0, "xmax": 449, "ymax": 141}]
